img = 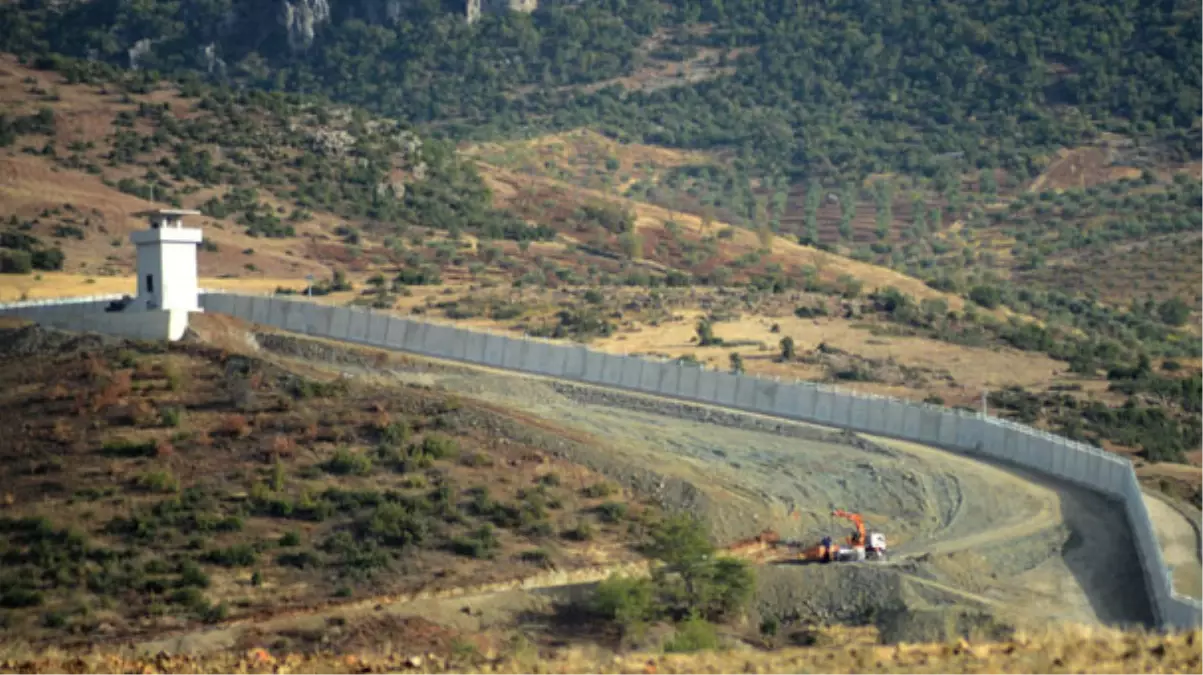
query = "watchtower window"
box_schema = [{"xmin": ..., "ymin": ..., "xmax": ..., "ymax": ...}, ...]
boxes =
[{"xmin": 146, "ymin": 274, "xmax": 154, "ymax": 293}]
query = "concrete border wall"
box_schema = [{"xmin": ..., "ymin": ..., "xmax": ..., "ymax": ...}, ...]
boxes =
[
  {"xmin": 0, "ymin": 295, "xmax": 191, "ymax": 340},
  {"xmin": 34, "ymin": 290, "xmax": 1190, "ymax": 631}
]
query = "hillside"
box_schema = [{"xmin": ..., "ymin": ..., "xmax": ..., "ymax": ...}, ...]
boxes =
[
  {"xmin": 1, "ymin": 53, "xmax": 1200, "ymax": 490},
  {"xmin": 0, "ymin": 0, "xmax": 1201, "ymax": 664},
  {"xmin": 0, "ymin": 321, "xmax": 663, "ymax": 646}
]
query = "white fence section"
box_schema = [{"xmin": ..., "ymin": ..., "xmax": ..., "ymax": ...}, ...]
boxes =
[{"xmin": 1, "ymin": 291, "xmax": 1197, "ymax": 630}]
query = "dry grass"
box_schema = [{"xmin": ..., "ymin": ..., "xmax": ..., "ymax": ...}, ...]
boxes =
[
  {"xmin": 1, "ymin": 623, "xmax": 1197, "ymax": 673},
  {"xmin": 0, "ymin": 333, "xmax": 652, "ymax": 645}
]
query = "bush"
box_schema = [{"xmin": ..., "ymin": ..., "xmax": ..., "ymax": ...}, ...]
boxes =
[
  {"xmin": 0, "ymin": 588, "xmax": 43, "ymax": 608},
  {"xmin": 0, "ymin": 249, "xmax": 33, "ymax": 274},
  {"xmin": 519, "ymin": 548, "xmax": 552, "ymax": 567},
  {"xmin": 379, "ymin": 420, "xmax": 410, "ymax": 447},
  {"xmin": 779, "ymin": 336, "xmax": 796, "ymax": 361},
  {"xmin": 968, "ymin": 284, "xmax": 1002, "ymax": 309},
  {"xmin": 279, "ymin": 530, "xmax": 301, "ymax": 547},
  {"xmin": 421, "ymin": 433, "xmax": 459, "ymax": 460},
  {"xmin": 591, "ymin": 574, "xmax": 655, "ymax": 628},
  {"xmin": 324, "ymin": 447, "xmax": 373, "ymax": 476},
  {"xmin": 562, "ymin": 521, "xmax": 595, "ymax": 541},
  {"xmin": 1158, "ymin": 297, "xmax": 1192, "ymax": 326},
  {"xmin": 596, "ymin": 501, "xmax": 629, "ymax": 523},
  {"xmin": 664, "ymin": 617, "xmax": 720, "ymax": 653},
  {"xmin": 461, "ymin": 451, "xmax": 494, "ymax": 467},
  {"xmin": 136, "ymin": 469, "xmax": 180, "ymax": 494},
  {"xmin": 160, "ymin": 407, "xmax": 182, "ymax": 427},
  {"xmin": 202, "ymin": 544, "xmax": 258, "ymax": 567},
  {"xmin": 582, "ymin": 481, "xmax": 617, "ymax": 498},
  {"xmin": 364, "ymin": 501, "xmax": 431, "ymax": 548},
  {"xmin": 696, "ymin": 319, "xmax": 722, "ymax": 346},
  {"xmin": 451, "ymin": 524, "xmax": 499, "ymax": 559},
  {"xmin": 101, "ymin": 438, "xmax": 157, "ymax": 457}
]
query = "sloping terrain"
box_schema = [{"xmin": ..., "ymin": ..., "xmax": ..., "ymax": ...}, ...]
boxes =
[
  {"xmin": 0, "ymin": 317, "xmax": 1185, "ymax": 668},
  {"xmin": 0, "ymin": 323, "xmax": 656, "ymax": 647}
]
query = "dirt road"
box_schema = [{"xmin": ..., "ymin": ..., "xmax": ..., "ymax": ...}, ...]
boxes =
[
  {"xmin": 133, "ymin": 330, "xmax": 1157, "ymax": 655},
  {"xmin": 1143, "ymin": 493, "xmax": 1203, "ymax": 600},
  {"xmin": 373, "ymin": 357, "xmax": 1153, "ymax": 629}
]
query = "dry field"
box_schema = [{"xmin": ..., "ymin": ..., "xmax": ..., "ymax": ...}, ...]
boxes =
[{"xmin": 2, "ymin": 623, "xmax": 1199, "ymax": 674}]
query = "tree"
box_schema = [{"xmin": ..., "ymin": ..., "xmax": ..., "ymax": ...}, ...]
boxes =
[
  {"xmin": 619, "ymin": 232, "xmax": 643, "ymax": 259},
  {"xmin": 872, "ymin": 179, "xmax": 892, "ymax": 240},
  {"xmin": 757, "ymin": 223, "xmax": 773, "ymax": 251},
  {"xmin": 729, "ymin": 352, "xmax": 743, "ymax": 373},
  {"xmin": 1157, "ymin": 296, "xmax": 1191, "ymax": 326},
  {"xmin": 779, "ymin": 336, "xmax": 795, "ymax": 361},
  {"xmin": 968, "ymin": 284, "xmax": 1002, "ymax": 309},
  {"xmin": 591, "ymin": 574, "xmax": 655, "ymax": 633},
  {"xmin": 802, "ymin": 179, "xmax": 821, "ymax": 244},
  {"xmin": 643, "ymin": 514, "xmax": 754, "ymax": 622},
  {"xmin": 0, "ymin": 249, "xmax": 32, "ymax": 274},
  {"xmin": 696, "ymin": 319, "xmax": 721, "ymax": 346}
]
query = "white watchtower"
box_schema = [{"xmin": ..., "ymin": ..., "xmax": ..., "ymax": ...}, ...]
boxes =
[{"xmin": 130, "ymin": 209, "xmax": 203, "ymax": 312}]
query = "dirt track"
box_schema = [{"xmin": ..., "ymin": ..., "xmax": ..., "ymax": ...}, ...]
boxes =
[
  {"xmin": 142, "ymin": 326, "xmax": 1159, "ymax": 654},
  {"xmin": 361, "ymin": 350, "xmax": 1154, "ymax": 630}
]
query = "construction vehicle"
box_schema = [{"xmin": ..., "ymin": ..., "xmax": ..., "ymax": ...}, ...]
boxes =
[{"xmin": 724, "ymin": 510, "xmax": 887, "ymax": 565}]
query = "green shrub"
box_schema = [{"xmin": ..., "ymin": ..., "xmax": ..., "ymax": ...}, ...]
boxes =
[
  {"xmin": 968, "ymin": 284, "xmax": 1002, "ymax": 309},
  {"xmin": 379, "ymin": 420, "xmax": 410, "ymax": 446},
  {"xmin": 324, "ymin": 447, "xmax": 373, "ymax": 476},
  {"xmin": 364, "ymin": 501, "xmax": 431, "ymax": 548},
  {"xmin": 202, "ymin": 544, "xmax": 258, "ymax": 567},
  {"xmin": 0, "ymin": 588, "xmax": 43, "ymax": 608},
  {"xmin": 0, "ymin": 249, "xmax": 33, "ymax": 274},
  {"xmin": 178, "ymin": 561, "xmax": 210, "ymax": 588},
  {"xmin": 563, "ymin": 520, "xmax": 595, "ymax": 541},
  {"xmin": 519, "ymin": 548, "xmax": 552, "ymax": 567},
  {"xmin": 596, "ymin": 501, "xmax": 629, "ymax": 523},
  {"xmin": 451, "ymin": 524, "xmax": 499, "ymax": 559},
  {"xmin": 461, "ymin": 451, "xmax": 494, "ymax": 467},
  {"xmin": 160, "ymin": 407, "xmax": 182, "ymax": 427},
  {"xmin": 1158, "ymin": 297, "xmax": 1192, "ymax": 326},
  {"xmin": 202, "ymin": 601, "xmax": 229, "ymax": 623},
  {"xmin": 591, "ymin": 574, "xmax": 655, "ymax": 628},
  {"xmin": 136, "ymin": 469, "xmax": 180, "ymax": 493},
  {"xmin": 163, "ymin": 363, "xmax": 186, "ymax": 391},
  {"xmin": 421, "ymin": 433, "xmax": 459, "ymax": 460},
  {"xmin": 100, "ymin": 438, "xmax": 157, "ymax": 457},
  {"xmin": 279, "ymin": 530, "xmax": 301, "ymax": 547},
  {"xmin": 664, "ymin": 617, "xmax": 720, "ymax": 653},
  {"xmin": 582, "ymin": 481, "xmax": 617, "ymax": 499}
]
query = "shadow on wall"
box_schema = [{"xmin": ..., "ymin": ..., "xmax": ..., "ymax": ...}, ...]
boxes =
[{"xmin": 1053, "ymin": 483, "xmax": 1156, "ymax": 627}]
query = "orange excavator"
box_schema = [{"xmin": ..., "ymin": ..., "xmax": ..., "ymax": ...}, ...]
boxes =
[{"xmin": 724, "ymin": 510, "xmax": 888, "ymax": 565}]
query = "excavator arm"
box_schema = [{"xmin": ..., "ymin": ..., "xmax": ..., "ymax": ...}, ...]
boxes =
[{"xmin": 831, "ymin": 509, "xmax": 865, "ymax": 546}]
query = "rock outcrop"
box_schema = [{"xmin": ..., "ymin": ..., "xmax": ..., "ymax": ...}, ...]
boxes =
[{"xmin": 279, "ymin": 0, "xmax": 332, "ymax": 51}]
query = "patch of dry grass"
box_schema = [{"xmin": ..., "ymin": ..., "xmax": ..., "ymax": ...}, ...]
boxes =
[{"xmin": 1, "ymin": 623, "xmax": 1196, "ymax": 673}]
